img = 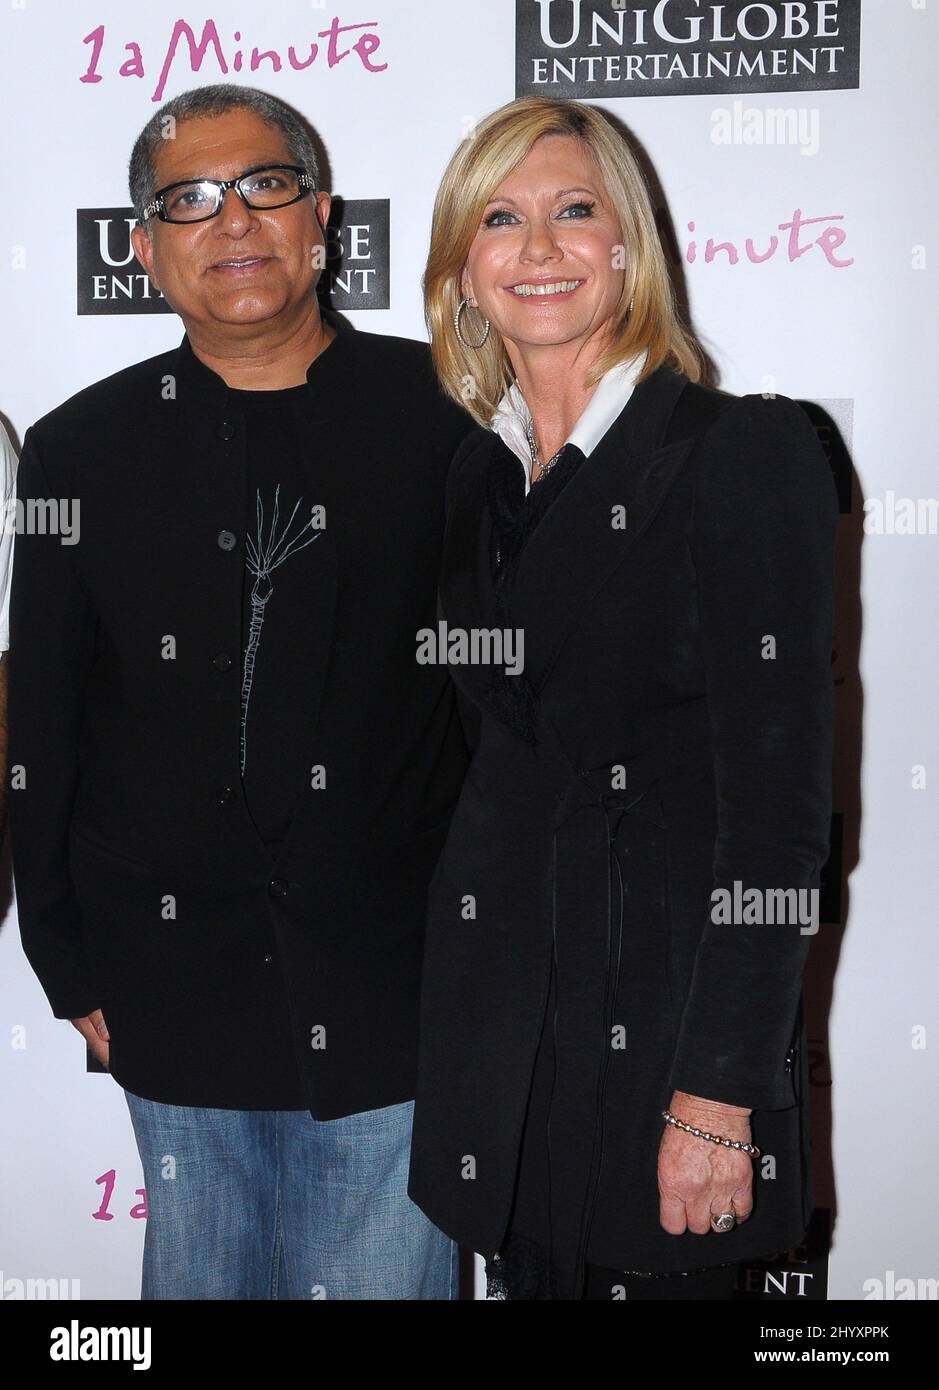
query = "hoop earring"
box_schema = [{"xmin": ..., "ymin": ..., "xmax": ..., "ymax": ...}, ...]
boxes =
[{"xmin": 455, "ymin": 298, "xmax": 491, "ymax": 349}]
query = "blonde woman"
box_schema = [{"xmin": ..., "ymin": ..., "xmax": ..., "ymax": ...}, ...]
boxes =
[{"xmin": 406, "ymin": 98, "xmax": 837, "ymax": 1301}]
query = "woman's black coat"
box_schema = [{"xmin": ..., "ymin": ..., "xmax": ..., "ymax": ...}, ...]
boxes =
[{"xmin": 407, "ymin": 361, "xmax": 838, "ymax": 1294}]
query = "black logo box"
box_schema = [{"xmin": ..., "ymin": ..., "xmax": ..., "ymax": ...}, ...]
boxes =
[
  {"xmin": 77, "ymin": 199, "xmax": 389, "ymax": 315},
  {"xmin": 516, "ymin": 0, "xmax": 861, "ymax": 99}
]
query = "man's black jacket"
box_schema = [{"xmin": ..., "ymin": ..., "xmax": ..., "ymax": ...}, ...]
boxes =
[{"xmin": 8, "ymin": 316, "xmax": 474, "ymax": 1118}]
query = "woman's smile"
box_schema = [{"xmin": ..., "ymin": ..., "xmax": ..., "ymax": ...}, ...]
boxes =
[{"xmin": 505, "ymin": 278, "xmax": 586, "ymax": 298}]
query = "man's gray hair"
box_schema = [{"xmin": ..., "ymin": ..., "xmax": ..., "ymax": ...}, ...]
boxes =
[{"xmin": 128, "ymin": 83, "xmax": 320, "ymax": 230}]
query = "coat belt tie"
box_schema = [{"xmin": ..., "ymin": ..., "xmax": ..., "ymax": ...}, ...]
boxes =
[{"xmin": 534, "ymin": 708, "xmax": 714, "ymax": 1299}]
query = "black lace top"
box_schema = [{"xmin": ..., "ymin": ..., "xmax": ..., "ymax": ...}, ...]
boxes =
[{"xmin": 482, "ymin": 439, "xmax": 585, "ymax": 747}]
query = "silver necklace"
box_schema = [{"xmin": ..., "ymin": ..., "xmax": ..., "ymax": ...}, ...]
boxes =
[
  {"xmin": 495, "ymin": 419, "xmax": 565, "ymax": 570},
  {"xmin": 526, "ymin": 417, "xmax": 565, "ymax": 484}
]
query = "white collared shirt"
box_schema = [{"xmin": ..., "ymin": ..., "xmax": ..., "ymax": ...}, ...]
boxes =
[{"xmin": 491, "ymin": 349, "xmax": 648, "ymax": 495}]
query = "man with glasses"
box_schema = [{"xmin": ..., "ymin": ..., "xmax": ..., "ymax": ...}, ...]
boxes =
[{"xmin": 8, "ymin": 84, "xmax": 473, "ymax": 1299}]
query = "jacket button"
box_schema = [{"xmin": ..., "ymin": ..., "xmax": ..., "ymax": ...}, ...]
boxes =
[
  {"xmin": 217, "ymin": 529, "xmax": 237, "ymax": 551},
  {"xmin": 268, "ymin": 878, "xmax": 288, "ymax": 898},
  {"xmin": 219, "ymin": 786, "xmax": 236, "ymax": 804},
  {"xmin": 217, "ymin": 421, "xmax": 236, "ymax": 441},
  {"xmin": 263, "ymin": 953, "xmax": 273, "ymax": 965},
  {"xmin": 212, "ymin": 652, "xmax": 232, "ymax": 672}
]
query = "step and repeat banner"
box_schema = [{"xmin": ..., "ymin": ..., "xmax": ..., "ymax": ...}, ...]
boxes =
[{"xmin": 1, "ymin": 1, "xmax": 936, "ymax": 1302}]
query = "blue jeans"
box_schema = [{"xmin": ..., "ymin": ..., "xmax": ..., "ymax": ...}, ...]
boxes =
[{"xmin": 123, "ymin": 1090, "xmax": 457, "ymax": 1300}]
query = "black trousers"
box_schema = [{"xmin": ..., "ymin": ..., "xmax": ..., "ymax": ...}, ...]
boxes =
[{"xmin": 583, "ymin": 1260, "xmax": 740, "ymax": 1300}]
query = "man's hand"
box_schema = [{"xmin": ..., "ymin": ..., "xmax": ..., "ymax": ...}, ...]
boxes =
[
  {"xmin": 71, "ymin": 1009, "xmax": 110, "ymax": 1068},
  {"xmin": 658, "ymin": 1089, "xmax": 754, "ymax": 1236}
]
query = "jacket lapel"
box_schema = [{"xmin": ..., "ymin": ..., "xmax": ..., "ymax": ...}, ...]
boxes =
[
  {"xmin": 440, "ymin": 363, "xmax": 695, "ymax": 705},
  {"xmin": 510, "ymin": 364, "xmax": 693, "ymax": 693}
]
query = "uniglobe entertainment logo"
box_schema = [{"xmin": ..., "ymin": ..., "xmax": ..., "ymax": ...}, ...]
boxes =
[
  {"xmin": 77, "ymin": 208, "xmax": 170, "ymax": 315},
  {"xmin": 77, "ymin": 197, "xmax": 390, "ymax": 314},
  {"xmin": 515, "ymin": 0, "xmax": 862, "ymax": 100},
  {"xmin": 321, "ymin": 198, "xmax": 390, "ymax": 311}
]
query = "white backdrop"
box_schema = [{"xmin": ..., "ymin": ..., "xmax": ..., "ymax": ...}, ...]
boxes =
[{"xmin": 1, "ymin": 0, "xmax": 936, "ymax": 1301}]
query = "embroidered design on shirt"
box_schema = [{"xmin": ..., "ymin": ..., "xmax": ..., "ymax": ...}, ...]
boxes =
[{"xmin": 241, "ymin": 483, "xmax": 322, "ymax": 774}]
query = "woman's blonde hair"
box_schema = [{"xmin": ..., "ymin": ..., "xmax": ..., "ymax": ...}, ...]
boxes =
[{"xmin": 424, "ymin": 97, "xmax": 703, "ymax": 428}]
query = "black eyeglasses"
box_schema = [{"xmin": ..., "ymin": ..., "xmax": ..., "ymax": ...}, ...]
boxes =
[{"xmin": 143, "ymin": 163, "xmax": 314, "ymax": 224}]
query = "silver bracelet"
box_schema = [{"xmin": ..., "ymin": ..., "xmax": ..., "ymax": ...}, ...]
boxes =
[{"xmin": 661, "ymin": 1108, "xmax": 761, "ymax": 1158}]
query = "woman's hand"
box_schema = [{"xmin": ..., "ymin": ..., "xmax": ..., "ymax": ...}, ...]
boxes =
[{"xmin": 658, "ymin": 1090, "xmax": 754, "ymax": 1236}]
